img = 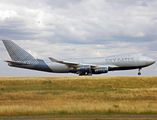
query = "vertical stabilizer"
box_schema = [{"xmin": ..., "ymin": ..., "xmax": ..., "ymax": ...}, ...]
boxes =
[{"xmin": 2, "ymin": 40, "xmax": 36, "ymax": 62}]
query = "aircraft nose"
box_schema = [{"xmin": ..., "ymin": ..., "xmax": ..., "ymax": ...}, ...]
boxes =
[{"xmin": 147, "ymin": 57, "xmax": 156, "ymax": 65}]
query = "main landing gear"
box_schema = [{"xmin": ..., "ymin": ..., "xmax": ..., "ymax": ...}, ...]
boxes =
[
  {"xmin": 138, "ymin": 68, "xmax": 141, "ymax": 75},
  {"xmin": 79, "ymin": 72, "xmax": 92, "ymax": 76}
]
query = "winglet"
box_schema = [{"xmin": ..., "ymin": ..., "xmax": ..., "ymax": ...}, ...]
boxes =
[
  {"xmin": 48, "ymin": 57, "xmax": 63, "ymax": 63},
  {"xmin": 48, "ymin": 57, "xmax": 57, "ymax": 62}
]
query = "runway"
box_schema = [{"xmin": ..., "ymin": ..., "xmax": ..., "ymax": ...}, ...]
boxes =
[{"xmin": 1, "ymin": 115, "xmax": 157, "ymax": 120}]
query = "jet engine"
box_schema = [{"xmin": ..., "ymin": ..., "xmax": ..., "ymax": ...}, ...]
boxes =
[
  {"xmin": 77, "ymin": 65, "xmax": 91, "ymax": 72},
  {"xmin": 93, "ymin": 67, "xmax": 108, "ymax": 74}
]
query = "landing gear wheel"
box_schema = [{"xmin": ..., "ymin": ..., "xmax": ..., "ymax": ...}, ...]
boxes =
[
  {"xmin": 79, "ymin": 72, "xmax": 92, "ymax": 76},
  {"xmin": 79, "ymin": 72, "xmax": 85, "ymax": 76},
  {"xmin": 87, "ymin": 73, "xmax": 92, "ymax": 76},
  {"xmin": 138, "ymin": 68, "xmax": 141, "ymax": 75},
  {"xmin": 138, "ymin": 72, "xmax": 141, "ymax": 75}
]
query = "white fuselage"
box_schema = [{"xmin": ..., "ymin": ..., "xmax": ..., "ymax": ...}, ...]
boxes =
[
  {"xmin": 3, "ymin": 40, "xmax": 155, "ymax": 75},
  {"xmin": 45, "ymin": 53, "xmax": 155, "ymax": 73}
]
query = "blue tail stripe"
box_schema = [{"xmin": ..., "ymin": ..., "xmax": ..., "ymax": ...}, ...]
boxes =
[{"xmin": 33, "ymin": 59, "xmax": 52, "ymax": 72}]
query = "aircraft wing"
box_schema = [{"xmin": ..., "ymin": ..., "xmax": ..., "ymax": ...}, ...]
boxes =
[
  {"xmin": 48, "ymin": 57, "xmax": 80, "ymax": 67},
  {"xmin": 49, "ymin": 57, "xmax": 98, "ymax": 67},
  {"xmin": 5, "ymin": 60, "xmax": 30, "ymax": 65},
  {"xmin": 48, "ymin": 57, "xmax": 117, "ymax": 69}
]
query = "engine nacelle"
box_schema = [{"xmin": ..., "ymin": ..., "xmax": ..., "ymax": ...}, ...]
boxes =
[
  {"xmin": 94, "ymin": 67, "xmax": 108, "ymax": 74},
  {"xmin": 77, "ymin": 65, "xmax": 91, "ymax": 72}
]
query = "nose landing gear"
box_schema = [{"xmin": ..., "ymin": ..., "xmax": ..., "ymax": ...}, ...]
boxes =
[{"xmin": 138, "ymin": 68, "xmax": 141, "ymax": 75}]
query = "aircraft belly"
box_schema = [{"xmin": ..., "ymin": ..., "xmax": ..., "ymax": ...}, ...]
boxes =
[{"xmin": 47, "ymin": 63, "xmax": 69, "ymax": 73}]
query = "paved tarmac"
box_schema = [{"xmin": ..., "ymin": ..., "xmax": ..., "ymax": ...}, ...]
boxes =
[{"xmin": 1, "ymin": 115, "xmax": 157, "ymax": 120}]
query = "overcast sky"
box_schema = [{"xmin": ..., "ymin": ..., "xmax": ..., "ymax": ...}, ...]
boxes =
[{"xmin": 0, "ymin": 0, "xmax": 157, "ymax": 76}]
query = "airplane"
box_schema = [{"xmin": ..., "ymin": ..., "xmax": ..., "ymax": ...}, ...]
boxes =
[{"xmin": 2, "ymin": 40, "xmax": 156, "ymax": 76}]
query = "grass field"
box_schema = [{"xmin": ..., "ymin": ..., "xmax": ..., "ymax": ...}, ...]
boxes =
[{"xmin": 0, "ymin": 76, "xmax": 157, "ymax": 117}]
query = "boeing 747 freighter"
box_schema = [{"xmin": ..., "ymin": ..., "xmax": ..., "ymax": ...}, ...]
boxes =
[{"xmin": 2, "ymin": 40, "xmax": 155, "ymax": 76}]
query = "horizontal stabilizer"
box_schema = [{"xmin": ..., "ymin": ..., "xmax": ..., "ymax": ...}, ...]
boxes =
[{"xmin": 5, "ymin": 60, "xmax": 30, "ymax": 65}]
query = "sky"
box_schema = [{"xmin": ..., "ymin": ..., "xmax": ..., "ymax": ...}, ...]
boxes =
[{"xmin": 0, "ymin": 0, "xmax": 157, "ymax": 76}]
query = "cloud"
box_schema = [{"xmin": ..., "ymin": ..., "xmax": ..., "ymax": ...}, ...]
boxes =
[
  {"xmin": 0, "ymin": 0, "xmax": 157, "ymax": 76},
  {"xmin": 1, "ymin": 0, "xmax": 157, "ymax": 43}
]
